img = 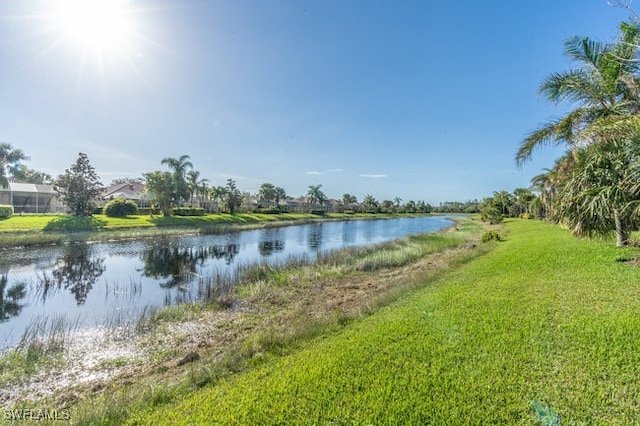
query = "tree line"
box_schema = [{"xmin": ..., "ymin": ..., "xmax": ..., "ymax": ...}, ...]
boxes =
[{"xmin": 0, "ymin": 148, "xmax": 443, "ymax": 216}]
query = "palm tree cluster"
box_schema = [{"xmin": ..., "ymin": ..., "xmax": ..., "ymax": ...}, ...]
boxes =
[
  {"xmin": 479, "ymin": 188, "xmax": 538, "ymax": 224},
  {"xmin": 145, "ymin": 155, "xmax": 236, "ymax": 215},
  {"xmin": 518, "ymin": 20, "xmax": 640, "ymax": 246}
]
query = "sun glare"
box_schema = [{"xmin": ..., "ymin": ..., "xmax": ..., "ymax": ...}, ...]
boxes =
[{"xmin": 53, "ymin": 0, "xmax": 133, "ymax": 52}]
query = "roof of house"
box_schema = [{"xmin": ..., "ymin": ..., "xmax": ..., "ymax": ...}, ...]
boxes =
[
  {"xmin": 0, "ymin": 181, "xmax": 57, "ymax": 194},
  {"xmin": 103, "ymin": 182, "xmax": 146, "ymax": 199}
]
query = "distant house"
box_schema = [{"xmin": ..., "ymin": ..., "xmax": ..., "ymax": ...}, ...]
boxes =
[
  {"xmin": 102, "ymin": 182, "xmax": 151, "ymax": 207},
  {"xmin": 326, "ymin": 199, "xmax": 343, "ymax": 213},
  {"xmin": 283, "ymin": 197, "xmax": 304, "ymax": 212},
  {"xmin": 0, "ymin": 180, "xmax": 65, "ymax": 213}
]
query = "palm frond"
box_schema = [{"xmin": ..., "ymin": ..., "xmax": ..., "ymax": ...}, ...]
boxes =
[
  {"xmin": 563, "ymin": 36, "xmax": 609, "ymax": 69},
  {"xmin": 540, "ymin": 70, "xmax": 605, "ymax": 105}
]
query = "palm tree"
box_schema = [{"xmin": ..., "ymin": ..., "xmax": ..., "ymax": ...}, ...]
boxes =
[
  {"xmin": 208, "ymin": 185, "xmax": 227, "ymax": 213},
  {"xmin": 516, "ymin": 21, "xmax": 640, "ymax": 165},
  {"xmin": 530, "ymin": 153, "xmax": 577, "ymax": 222},
  {"xmin": 492, "ymin": 190, "xmax": 514, "ymax": 216},
  {"xmin": 512, "ymin": 188, "xmax": 535, "ymax": 216},
  {"xmin": 342, "ymin": 193, "xmax": 357, "ymax": 205},
  {"xmin": 224, "ymin": 179, "xmax": 241, "ymax": 214},
  {"xmin": 0, "ymin": 143, "xmax": 29, "ymax": 188},
  {"xmin": 306, "ymin": 184, "xmax": 326, "ymax": 208},
  {"xmin": 197, "ymin": 181, "xmax": 210, "ymax": 208},
  {"xmin": 258, "ymin": 183, "xmax": 276, "ymax": 205},
  {"xmin": 187, "ymin": 170, "xmax": 208, "ymax": 207},
  {"xmin": 161, "ymin": 155, "xmax": 193, "ymax": 205},
  {"xmin": 362, "ymin": 194, "xmax": 378, "ymax": 213},
  {"xmin": 274, "ymin": 187, "xmax": 287, "ymax": 207},
  {"xmin": 555, "ymin": 137, "xmax": 640, "ymax": 246},
  {"xmin": 144, "ymin": 171, "xmax": 175, "ymax": 216}
]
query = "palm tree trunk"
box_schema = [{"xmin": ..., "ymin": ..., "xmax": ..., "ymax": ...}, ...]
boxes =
[{"xmin": 614, "ymin": 209, "xmax": 630, "ymax": 247}]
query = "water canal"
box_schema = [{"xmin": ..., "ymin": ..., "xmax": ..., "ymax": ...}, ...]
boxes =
[{"xmin": 0, "ymin": 216, "xmax": 453, "ymax": 347}]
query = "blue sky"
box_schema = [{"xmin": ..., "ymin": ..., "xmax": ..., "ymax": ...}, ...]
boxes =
[{"xmin": 0, "ymin": 0, "xmax": 633, "ymax": 204}]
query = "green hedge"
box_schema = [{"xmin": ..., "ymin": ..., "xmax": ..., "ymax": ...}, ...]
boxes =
[
  {"xmin": 172, "ymin": 207, "xmax": 206, "ymax": 216},
  {"xmin": 253, "ymin": 208, "xmax": 283, "ymax": 214},
  {"xmin": 0, "ymin": 205, "xmax": 13, "ymax": 219}
]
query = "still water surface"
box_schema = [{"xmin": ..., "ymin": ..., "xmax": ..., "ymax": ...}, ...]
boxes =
[{"xmin": 0, "ymin": 216, "xmax": 452, "ymax": 346}]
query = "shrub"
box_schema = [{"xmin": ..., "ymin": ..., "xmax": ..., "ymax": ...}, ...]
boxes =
[
  {"xmin": 480, "ymin": 206, "xmax": 503, "ymax": 224},
  {"xmin": 481, "ymin": 230, "xmax": 502, "ymax": 242},
  {"xmin": 0, "ymin": 205, "xmax": 13, "ymax": 218},
  {"xmin": 172, "ymin": 207, "xmax": 206, "ymax": 216},
  {"xmin": 104, "ymin": 198, "xmax": 139, "ymax": 217},
  {"xmin": 310, "ymin": 209, "xmax": 326, "ymax": 216},
  {"xmin": 520, "ymin": 212, "xmax": 532, "ymax": 220},
  {"xmin": 253, "ymin": 207, "xmax": 282, "ymax": 214}
]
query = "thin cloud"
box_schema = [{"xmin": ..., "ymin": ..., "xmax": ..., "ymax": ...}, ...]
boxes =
[
  {"xmin": 305, "ymin": 171, "xmax": 322, "ymax": 175},
  {"xmin": 359, "ymin": 174, "xmax": 388, "ymax": 178},
  {"xmin": 328, "ymin": 168, "xmax": 343, "ymax": 172}
]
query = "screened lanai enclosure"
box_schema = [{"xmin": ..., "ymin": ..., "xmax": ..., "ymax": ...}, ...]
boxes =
[{"xmin": 0, "ymin": 182, "xmax": 65, "ymax": 213}]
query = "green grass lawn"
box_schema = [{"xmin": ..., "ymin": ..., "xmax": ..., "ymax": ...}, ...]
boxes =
[
  {"xmin": 0, "ymin": 212, "xmax": 395, "ymax": 233},
  {"xmin": 129, "ymin": 219, "xmax": 640, "ymax": 425}
]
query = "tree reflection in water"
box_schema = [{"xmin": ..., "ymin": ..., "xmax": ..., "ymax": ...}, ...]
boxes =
[
  {"xmin": 142, "ymin": 246, "xmax": 205, "ymax": 289},
  {"xmin": 142, "ymin": 243, "xmax": 240, "ymax": 289},
  {"xmin": 258, "ymin": 240, "xmax": 285, "ymax": 256},
  {"xmin": 52, "ymin": 243, "xmax": 106, "ymax": 305},
  {"xmin": 307, "ymin": 224, "xmax": 323, "ymax": 251},
  {"xmin": 208, "ymin": 244, "xmax": 239, "ymax": 265},
  {"xmin": 0, "ymin": 275, "xmax": 26, "ymax": 322}
]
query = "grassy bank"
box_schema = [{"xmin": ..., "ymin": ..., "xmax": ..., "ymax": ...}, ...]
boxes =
[
  {"xmin": 0, "ymin": 212, "xmax": 425, "ymax": 248},
  {"xmin": 123, "ymin": 219, "xmax": 640, "ymax": 425}
]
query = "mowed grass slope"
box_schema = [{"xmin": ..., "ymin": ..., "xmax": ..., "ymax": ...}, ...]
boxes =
[
  {"xmin": 0, "ymin": 213, "xmax": 328, "ymax": 232},
  {"xmin": 132, "ymin": 219, "xmax": 640, "ymax": 425}
]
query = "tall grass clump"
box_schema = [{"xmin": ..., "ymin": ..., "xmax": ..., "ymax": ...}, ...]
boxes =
[
  {"xmin": 0, "ymin": 314, "xmax": 79, "ymax": 388},
  {"xmin": 0, "ymin": 232, "xmax": 65, "ymax": 248},
  {"xmin": 197, "ymin": 270, "xmax": 237, "ymax": 308},
  {"xmin": 18, "ymin": 314, "xmax": 81, "ymax": 355}
]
